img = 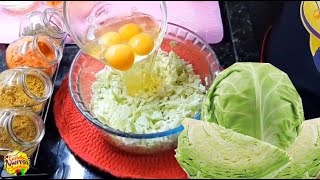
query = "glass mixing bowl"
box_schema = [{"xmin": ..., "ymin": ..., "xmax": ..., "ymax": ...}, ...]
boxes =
[
  {"xmin": 63, "ymin": 1, "xmax": 168, "ymax": 62},
  {"xmin": 69, "ymin": 22, "xmax": 221, "ymax": 155}
]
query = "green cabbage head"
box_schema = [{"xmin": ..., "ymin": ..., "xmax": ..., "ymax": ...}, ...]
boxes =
[{"xmin": 201, "ymin": 62, "xmax": 304, "ymax": 149}]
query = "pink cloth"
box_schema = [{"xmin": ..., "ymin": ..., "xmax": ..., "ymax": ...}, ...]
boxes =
[
  {"xmin": 0, "ymin": 1, "xmax": 223, "ymax": 44},
  {"xmin": 160, "ymin": 1, "xmax": 224, "ymax": 44}
]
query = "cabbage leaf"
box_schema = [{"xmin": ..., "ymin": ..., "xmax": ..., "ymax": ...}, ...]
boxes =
[
  {"xmin": 175, "ymin": 118, "xmax": 291, "ymax": 179},
  {"xmin": 276, "ymin": 119, "xmax": 320, "ymax": 179},
  {"xmin": 201, "ymin": 62, "xmax": 304, "ymax": 149}
]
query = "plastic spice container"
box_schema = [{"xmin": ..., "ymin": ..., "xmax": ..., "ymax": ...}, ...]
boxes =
[
  {"xmin": 0, "ymin": 108, "xmax": 45, "ymax": 157},
  {"xmin": 19, "ymin": 8, "xmax": 66, "ymax": 49},
  {"xmin": 6, "ymin": 35, "xmax": 63, "ymax": 77},
  {"xmin": 0, "ymin": 67, "xmax": 53, "ymax": 113}
]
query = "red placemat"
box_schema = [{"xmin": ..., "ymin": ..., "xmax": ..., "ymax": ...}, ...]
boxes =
[{"xmin": 53, "ymin": 76, "xmax": 187, "ymax": 179}]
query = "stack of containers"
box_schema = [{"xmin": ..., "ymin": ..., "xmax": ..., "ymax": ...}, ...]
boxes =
[{"xmin": 0, "ymin": 8, "xmax": 66, "ymax": 157}]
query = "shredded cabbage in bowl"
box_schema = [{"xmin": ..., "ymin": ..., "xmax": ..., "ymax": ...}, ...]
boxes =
[{"xmin": 90, "ymin": 51, "xmax": 206, "ymax": 134}]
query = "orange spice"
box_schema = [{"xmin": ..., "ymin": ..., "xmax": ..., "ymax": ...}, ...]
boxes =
[
  {"xmin": 44, "ymin": 1, "xmax": 63, "ymax": 8},
  {"xmin": 6, "ymin": 36, "xmax": 58, "ymax": 77}
]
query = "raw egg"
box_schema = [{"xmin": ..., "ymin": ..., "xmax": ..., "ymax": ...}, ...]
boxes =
[
  {"xmin": 104, "ymin": 44, "xmax": 134, "ymax": 71},
  {"xmin": 128, "ymin": 33, "xmax": 154, "ymax": 55},
  {"xmin": 118, "ymin": 23, "xmax": 142, "ymax": 41},
  {"xmin": 98, "ymin": 32, "xmax": 122, "ymax": 46}
]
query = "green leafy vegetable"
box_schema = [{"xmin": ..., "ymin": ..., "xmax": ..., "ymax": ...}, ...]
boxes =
[
  {"xmin": 276, "ymin": 119, "xmax": 320, "ymax": 179},
  {"xmin": 201, "ymin": 62, "xmax": 304, "ymax": 149},
  {"xmin": 90, "ymin": 51, "xmax": 205, "ymax": 134},
  {"xmin": 175, "ymin": 118, "xmax": 291, "ymax": 179}
]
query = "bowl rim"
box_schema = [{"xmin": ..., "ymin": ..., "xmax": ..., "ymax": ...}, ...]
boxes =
[{"xmin": 68, "ymin": 22, "xmax": 221, "ymax": 139}]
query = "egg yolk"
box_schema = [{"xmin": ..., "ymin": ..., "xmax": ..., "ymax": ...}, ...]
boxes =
[
  {"xmin": 118, "ymin": 23, "xmax": 142, "ymax": 41},
  {"xmin": 98, "ymin": 32, "xmax": 122, "ymax": 46},
  {"xmin": 128, "ymin": 33, "xmax": 154, "ymax": 56},
  {"xmin": 104, "ymin": 44, "xmax": 135, "ymax": 71}
]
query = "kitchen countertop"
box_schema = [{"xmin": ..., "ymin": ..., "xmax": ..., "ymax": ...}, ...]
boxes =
[{"xmin": 0, "ymin": 1, "xmax": 260, "ymax": 179}]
